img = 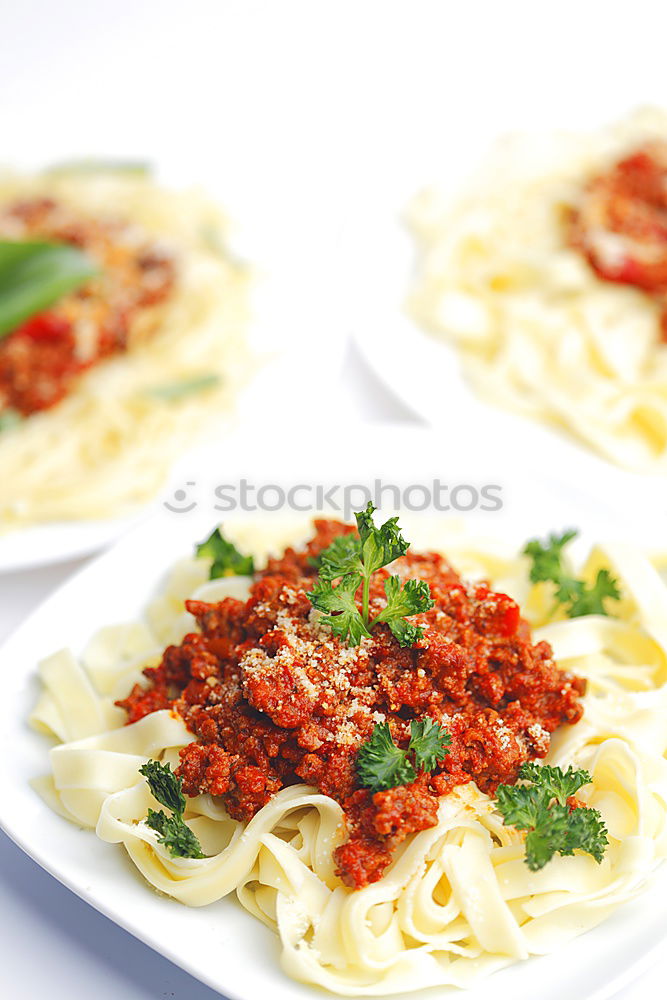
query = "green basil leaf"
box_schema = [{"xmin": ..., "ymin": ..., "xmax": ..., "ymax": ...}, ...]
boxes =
[
  {"xmin": 0, "ymin": 240, "xmax": 98, "ymax": 339},
  {"xmin": 45, "ymin": 159, "xmax": 151, "ymax": 176},
  {"xmin": 144, "ymin": 374, "xmax": 221, "ymax": 401},
  {"xmin": 0, "ymin": 408, "xmax": 23, "ymax": 433}
]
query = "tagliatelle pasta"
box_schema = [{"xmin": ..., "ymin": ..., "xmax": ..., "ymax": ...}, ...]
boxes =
[
  {"xmin": 408, "ymin": 107, "xmax": 667, "ymax": 471},
  {"xmin": 0, "ymin": 168, "xmax": 251, "ymax": 527},
  {"xmin": 30, "ymin": 520, "xmax": 667, "ymax": 994}
]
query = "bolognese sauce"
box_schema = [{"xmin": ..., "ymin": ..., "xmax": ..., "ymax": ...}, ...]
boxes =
[
  {"xmin": 117, "ymin": 520, "xmax": 586, "ymax": 889},
  {"xmin": 0, "ymin": 197, "xmax": 175, "ymax": 415},
  {"xmin": 569, "ymin": 142, "xmax": 667, "ymax": 338}
]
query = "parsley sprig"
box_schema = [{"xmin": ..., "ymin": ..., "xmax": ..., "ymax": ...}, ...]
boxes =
[
  {"xmin": 495, "ymin": 762, "xmax": 608, "ymax": 871},
  {"xmin": 356, "ymin": 718, "xmax": 451, "ymax": 792},
  {"xmin": 308, "ymin": 504, "xmax": 435, "ymax": 646},
  {"xmin": 139, "ymin": 760, "xmax": 206, "ymax": 859},
  {"xmin": 196, "ymin": 526, "xmax": 254, "ymax": 579},
  {"xmin": 523, "ymin": 529, "xmax": 621, "ymax": 619}
]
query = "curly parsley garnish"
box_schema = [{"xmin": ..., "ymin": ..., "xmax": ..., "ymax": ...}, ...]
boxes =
[
  {"xmin": 308, "ymin": 503, "xmax": 434, "ymax": 647},
  {"xmin": 307, "ymin": 573, "xmax": 373, "ymax": 644},
  {"xmin": 523, "ymin": 529, "xmax": 621, "ymax": 618},
  {"xmin": 495, "ymin": 762, "xmax": 608, "ymax": 871},
  {"xmin": 196, "ymin": 526, "xmax": 254, "ymax": 579},
  {"xmin": 139, "ymin": 760, "xmax": 206, "ymax": 859},
  {"xmin": 356, "ymin": 719, "xmax": 451, "ymax": 792}
]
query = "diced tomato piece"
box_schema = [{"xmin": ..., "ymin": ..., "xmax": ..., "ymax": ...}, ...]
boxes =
[{"xmin": 13, "ymin": 311, "xmax": 71, "ymax": 341}]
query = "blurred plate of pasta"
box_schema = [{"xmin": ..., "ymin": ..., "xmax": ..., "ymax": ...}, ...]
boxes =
[
  {"xmin": 350, "ymin": 108, "xmax": 667, "ymax": 496},
  {"xmin": 0, "ymin": 161, "xmax": 343, "ymax": 571}
]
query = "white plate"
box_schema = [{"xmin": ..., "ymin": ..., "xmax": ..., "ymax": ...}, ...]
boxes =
[
  {"xmin": 1, "ymin": 479, "xmax": 666, "ymax": 1000},
  {"xmin": 0, "ymin": 509, "xmax": 150, "ymax": 574}
]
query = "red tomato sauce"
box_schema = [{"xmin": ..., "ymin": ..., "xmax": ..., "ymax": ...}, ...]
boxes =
[
  {"xmin": 569, "ymin": 143, "xmax": 667, "ymax": 338},
  {"xmin": 118, "ymin": 521, "xmax": 586, "ymax": 888},
  {"xmin": 0, "ymin": 197, "xmax": 175, "ymax": 416}
]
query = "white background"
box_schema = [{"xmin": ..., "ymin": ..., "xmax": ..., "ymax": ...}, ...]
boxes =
[{"xmin": 2, "ymin": 1, "xmax": 667, "ymax": 997}]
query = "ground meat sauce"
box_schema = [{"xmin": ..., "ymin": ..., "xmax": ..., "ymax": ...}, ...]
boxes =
[
  {"xmin": 569, "ymin": 142, "xmax": 667, "ymax": 338},
  {"xmin": 117, "ymin": 521, "xmax": 586, "ymax": 889},
  {"xmin": 0, "ymin": 197, "xmax": 175, "ymax": 415}
]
